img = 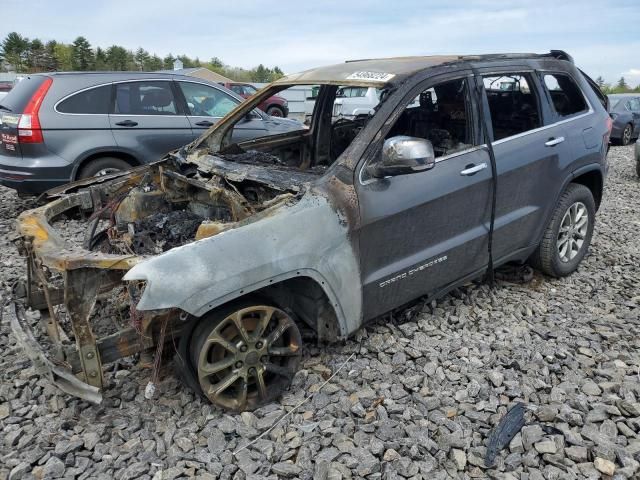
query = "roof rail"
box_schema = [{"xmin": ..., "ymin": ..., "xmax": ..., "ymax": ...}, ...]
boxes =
[{"xmin": 549, "ymin": 50, "xmax": 574, "ymax": 63}]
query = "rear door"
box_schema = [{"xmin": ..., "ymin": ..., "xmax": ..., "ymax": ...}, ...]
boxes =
[
  {"xmin": 176, "ymin": 80, "xmax": 268, "ymax": 143},
  {"xmin": 109, "ymin": 80, "xmax": 192, "ymax": 162},
  {"xmin": 478, "ymin": 70, "xmax": 571, "ymax": 259}
]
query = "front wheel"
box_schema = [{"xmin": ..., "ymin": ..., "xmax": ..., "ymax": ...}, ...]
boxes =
[
  {"xmin": 266, "ymin": 105, "xmax": 285, "ymax": 117},
  {"xmin": 529, "ymin": 183, "xmax": 595, "ymax": 277},
  {"xmin": 189, "ymin": 301, "xmax": 302, "ymax": 411}
]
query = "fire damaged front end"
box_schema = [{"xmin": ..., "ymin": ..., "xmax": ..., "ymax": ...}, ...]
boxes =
[
  {"xmin": 8, "ymin": 147, "xmax": 361, "ymax": 405},
  {"xmin": 8, "ymin": 62, "xmax": 410, "ymax": 407}
]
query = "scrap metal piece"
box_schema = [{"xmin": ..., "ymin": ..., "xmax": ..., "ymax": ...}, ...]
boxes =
[
  {"xmin": 64, "ymin": 268, "xmax": 104, "ymax": 388},
  {"xmin": 485, "ymin": 402, "xmax": 526, "ymax": 467},
  {"xmin": 7, "ymin": 301, "xmax": 102, "ymax": 404}
]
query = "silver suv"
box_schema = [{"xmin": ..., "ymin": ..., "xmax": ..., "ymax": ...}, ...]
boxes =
[{"xmin": 0, "ymin": 72, "xmax": 302, "ymax": 195}]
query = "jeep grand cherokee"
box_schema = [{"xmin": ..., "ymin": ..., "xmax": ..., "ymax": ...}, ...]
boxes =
[{"xmin": 8, "ymin": 50, "xmax": 611, "ymax": 411}]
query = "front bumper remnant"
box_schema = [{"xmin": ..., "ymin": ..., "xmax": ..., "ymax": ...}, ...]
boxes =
[{"xmin": 7, "ymin": 301, "xmax": 103, "ymax": 404}]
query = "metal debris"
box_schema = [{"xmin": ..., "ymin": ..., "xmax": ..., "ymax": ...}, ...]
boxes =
[{"xmin": 485, "ymin": 402, "xmax": 527, "ymax": 467}]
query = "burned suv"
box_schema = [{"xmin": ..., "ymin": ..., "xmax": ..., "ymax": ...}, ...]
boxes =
[{"xmin": 8, "ymin": 51, "xmax": 610, "ymax": 411}]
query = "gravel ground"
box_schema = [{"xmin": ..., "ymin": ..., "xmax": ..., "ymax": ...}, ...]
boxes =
[{"xmin": 1, "ymin": 146, "xmax": 639, "ymax": 480}]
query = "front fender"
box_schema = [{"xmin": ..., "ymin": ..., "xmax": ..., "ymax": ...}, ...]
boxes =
[{"xmin": 124, "ymin": 192, "xmax": 362, "ymax": 337}]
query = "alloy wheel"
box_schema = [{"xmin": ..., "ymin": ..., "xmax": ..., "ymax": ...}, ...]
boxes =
[
  {"xmin": 623, "ymin": 125, "xmax": 632, "ymax": 146},
  {"xmin": 95, "ymin": 167, "xmax": 122, "ymax": 176},
  {"xmin": 557, "ymin": 201, "xmax": 588, "ymax": 262},
  {"xmin": 194, "ymin": 305, "xmax": 302, "ymax": 411}
]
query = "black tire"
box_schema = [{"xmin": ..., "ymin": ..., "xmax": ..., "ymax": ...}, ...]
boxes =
[
  {"xmin": 185, "ymin": 298, "xmax": 302, "ymax": 411},
  {"xmin": 266, "ymin": 105, "xmax": 285, "ymax": 117},
  {"xmin": 529, "ymin": 183, "xmax": 595, "ymax": 277},
  {"xmin": 636, "ymin": 158, "xmax": 640, "ymax": 178},
  {"xmin": 78, "ymin": 157, "xmax": 131, "ymax": 179},
  {"xmin": 621, "ymin": 123, "xmax": 633, "ymax": 146}
]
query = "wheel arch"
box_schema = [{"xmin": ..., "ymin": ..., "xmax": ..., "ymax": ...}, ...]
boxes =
[
  {"xmin": 571, "ymin": 166, "xmax": 603, "ymax": 210},
  {"xmin": 265, "ymin": 103, "xmax": 285, "ymax": 113},
  {"xmin": 72, "ymin": 150, "xmax": 141, "ymax": 180},
  {"xmin": 193, "ymin": 272, "xmax": 346, "ymax": 342}
]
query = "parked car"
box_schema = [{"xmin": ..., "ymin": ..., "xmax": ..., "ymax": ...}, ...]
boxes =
[
  {"xmin": 607, "ymin": 94, "xmax": 640, "ymax": 145},
  {"xmin": 10, "ymin": 50, "xmax": 611, "ymax": 411},
  {"xmin": 0, "ymin": 81, "xmax": 12, "ymax": 101},
  {"xmin": 0, "ymin": 72, "xmax": 303, "ymax": 195},
  {"xmin": 222, "ymin": 82, "xmax": 289, "ymax": 117},
  {"xmin": 305, "ymin": 85, "xmax": 417, "ymax": 122},
  {"xmin": 333, "ymin": 86, "xmax": 380, "ymax": 118}
]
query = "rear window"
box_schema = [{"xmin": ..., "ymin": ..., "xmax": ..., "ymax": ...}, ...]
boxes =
[
  {"xmin": 114, "ymin": 81, "xmax": 178, "ymax": 115},
  {"xmin": 543, "ymin": 73, "xmax": 588, "ymax": 117},
  {"xmin": 57, "ymin": 85, "xmax": 112, "ymax": 114},
  {"xmin": 581, "ymin": 69, "xmax": 608, "ymax": 111},
  {"xmin": 0, "ymin": 75, "xmax": 48, "ymax": 113}
]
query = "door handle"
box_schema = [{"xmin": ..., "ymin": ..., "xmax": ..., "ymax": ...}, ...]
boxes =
[
  {"xmin": 115, "ymin": 120, "xmax": 138, "ymax": 127},
  {"xmin": 545, "ymin": 136, "xmax": 565, "ymax": 147},
  {"xmin": 460, "ymin": 162, "xmax": 487, "ymax": 176},
  {"xmin": 195, "ymin": 120, "xmax": 214, "ymax": 127}
]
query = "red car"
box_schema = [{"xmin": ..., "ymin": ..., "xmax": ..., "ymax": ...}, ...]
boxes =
[{"xmin": 222, "ymin": 82, "xmax": 289, "ymax": 117}]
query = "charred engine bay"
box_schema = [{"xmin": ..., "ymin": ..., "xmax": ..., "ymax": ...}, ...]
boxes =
[{"xmin": 56, "ymin": 150, "xmax": 309, "ymax": 256}]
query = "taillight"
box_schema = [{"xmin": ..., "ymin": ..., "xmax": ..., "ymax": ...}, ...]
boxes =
[
  {"xmin": 18, "ymin": 77, "xmax": 52, "ymax": 144},
  {"xmin": 605, "ymin": 116, "xmax": 613, "ymax": 146}
]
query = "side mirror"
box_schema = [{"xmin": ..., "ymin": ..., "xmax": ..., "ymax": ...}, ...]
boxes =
[
  {"xmin": 368, "ymin": 136, "xmax": 436, "ymax": 178},
  {"xmin": 243, "ymin": 110, "xmax": 260, "ymax": 122}
]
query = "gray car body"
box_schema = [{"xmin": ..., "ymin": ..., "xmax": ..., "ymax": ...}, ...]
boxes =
[
  {"xmin": 607, "ymin": 93, "xmax": 640, "ymax": 143},
  {"xmin": 122, "ymin": 53, "xmax": 610, "ymax": 339},
  {"xmin": 0, "ymin": 71, "xmax": 303, "ymax": 194}
]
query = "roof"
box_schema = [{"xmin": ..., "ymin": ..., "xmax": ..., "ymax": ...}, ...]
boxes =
[
  {"xmin": 158, "ymin": 67, "xmax": 233, "ymax": 83},
  {"xmin": 157, "ymin": 67, "xmax": 201, "ymax": 75},
  {"xmin": 274, "ymin": 51, "xmax": 570, "ymax": 87}
]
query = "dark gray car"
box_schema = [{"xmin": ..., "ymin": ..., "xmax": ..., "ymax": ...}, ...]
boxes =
[
  {"xmin": 10, "ymin": 51, "xmax": 611, "ymax": 410},
  {"xmin": 0, "ymin": 72, "xmax": 302, "ymax": 195},
  {"xmin": 607, "ymin": 93, "xmax": 640, "ymax": 145}
]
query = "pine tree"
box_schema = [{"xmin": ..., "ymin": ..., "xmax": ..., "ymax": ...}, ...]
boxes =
[
  {"xmin": 44, "ymin": 40, "xmax": 59, "ymax": 71},
  {"xmin": 134, "ymin": 48, "xmax": 150, "ymax": 71},
  {"xmin": 94, "ymin": 47, "xmax": 108, "ymax": 70},
  {"xmin": 616, "ymin": 76, "xmax": 629, "ymax": 91},
  {"xmin": 210, "ymin": 57, "xmax": 224, "ymax": 69},
  {"xmin": 1, "ymin": 32, "xmax": 30, "ymax": 72},
  {"xmin": 163, "ymin": 54, "xmax": 176, "ymax": 70},
  {"xmin": 252, "ymin": 64, "xmax": 270, "ymax": 82},
  {"xmin": 146, "ymin": 54, "xmax": 164, "ymax": 71},
  {"xmin": 71, "ymin": 36, "xmax": 94, "ymax": 70},
  {"xmin": 106, "ymin": 45, "xmax": 130, "ymax": 70},
  {"xmin": 27, "ymin": 39, "xmax": 46, "ymax": 72}
]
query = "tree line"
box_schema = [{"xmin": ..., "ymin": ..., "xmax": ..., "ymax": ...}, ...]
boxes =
[
  {"xmin": 594, "ymin": 76, "xmax": 639, "ymax": 94},
  {"xmin": 0, "ymin": 32, "xmax": 285, "ymax": 83}
]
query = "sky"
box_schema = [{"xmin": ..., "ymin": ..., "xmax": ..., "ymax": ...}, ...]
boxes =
[{"xmin": 2, "ymin": 0, "xmax": 640, "ymax": 86}]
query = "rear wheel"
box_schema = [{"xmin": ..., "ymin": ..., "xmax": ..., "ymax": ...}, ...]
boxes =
[
  {"xmin": 621, "ymin": 124, "xmax": 633, "ymax": 146},
  {"xmin": 266, "ymin": 105, "xmax": 285, "ymax": 117},
  {"xmin": 529, "ymin": 183, "xmax": 595, "ymax": 277},
  {"xmin": 78, "ymin": 157, "xmax": 131, "ymax": 179},
  {"xmin": 189, "ymin": 300, "xmax": 302, "ymax": 411}
]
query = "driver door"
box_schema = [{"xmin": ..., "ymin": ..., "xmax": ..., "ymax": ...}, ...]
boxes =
[{"xmin": 356, "ymin": 74, "xmax": 492, "ymax": 320}]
